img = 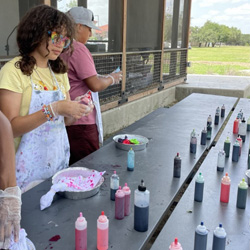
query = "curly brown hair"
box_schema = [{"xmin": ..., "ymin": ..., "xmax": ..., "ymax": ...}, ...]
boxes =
[{"xmin": 15, "ymin": 4, "xmax": 75, "ymax": 76}]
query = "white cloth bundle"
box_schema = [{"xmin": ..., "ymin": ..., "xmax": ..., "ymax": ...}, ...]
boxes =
[
  {"xmin": 9, "ymin": 228, "xmax": 35, "ymax": 250},
  {"xmin": 40, "ymin": 170, "xmax": 105, "ymax": 210}
]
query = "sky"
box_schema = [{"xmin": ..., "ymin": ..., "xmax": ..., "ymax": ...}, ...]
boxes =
[
  {"xmin": 191, "ymin": 0, "xmax": 250, "ymax": 34},
  {"xmin": 57, "ymin": 0, "xmax": 250, "ymax": 34}
]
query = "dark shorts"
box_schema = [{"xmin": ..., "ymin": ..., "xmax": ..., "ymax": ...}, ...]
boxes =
[{"xmin": 66, "ymin": 124, "xmax": 99, "ymax": 165}]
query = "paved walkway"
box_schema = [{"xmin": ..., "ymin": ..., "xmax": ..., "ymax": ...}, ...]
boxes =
[{"xmin": 176, "ymin": 74, "xmax": 250, "ymax": 100}]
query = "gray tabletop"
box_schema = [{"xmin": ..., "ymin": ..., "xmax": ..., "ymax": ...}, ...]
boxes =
[
  {"xmin": 151, "ymin": 98, "xmax": 250, "ymax": 250},
  {"xmin": 21, "ymin": 94, "xmax": 238, "ymax": 250}
]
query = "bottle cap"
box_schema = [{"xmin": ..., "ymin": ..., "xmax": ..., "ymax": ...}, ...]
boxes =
[
  {"xmin": 122, "ymin": 183, "xmax": 131, "ymax": 193},
  {"xmin": 169, "ymin": 238, "xmax": 182, "ymax": 249},
  {"xmin": 239, "ymin": 178, "xmax": 248, "ymax": 189},
  {"xmin": 98, "ymin": 211, "xmax": 108, "ymax": 223},
  {"xmin": 214, "ymin": 224, "xmax": 226, "ymax": 237},
  {"xmin": 196, "ymin": 221, "xmax": 207, "ymax": 235},
  {"xmin": 196, "ymin": 172, "xmax": 204, "ymax": 183},
  {"xmin": 225, "ymin": 136, "xmax": 230, "ymax": 143},
  {"xmin": 115, "ymin": 186, "xmax": 125, "ymax": 197},
  {"xmin": 113, "ymin": 170, "xmax": 116, "ymax": 175},
  {"xmin": 138, "ymin": 180, "xmax": 146, "ymax": 192},
  {"xmin": 242, "ymin": 117, "xmax": 246, "ymax": 123},
  {"xmin": 221, "ymin": 172, "xmax": 231, "ymax": 184}
]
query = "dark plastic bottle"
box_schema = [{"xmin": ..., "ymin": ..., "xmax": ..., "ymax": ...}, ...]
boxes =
[
  {"xmin": 212, "ymin": 224, "xmax": 226, "ymax": 250},
  {"xmin": 200, "ymin": 127, "xmax": 207, "ymax": 145},
  {"xmin": 247, "ymin": 117, "xmax": 250, "ymax": 131},
  {"xmin": 232, "ymin": 140, "xmax": 240, "ymax": 162},
  {"xmin": 110, "ymin": 171, "xmax": 119, "ymax": 201},
  {"xmin": 173, "ymin": 153, "xmax": 181, "ymax": 178},
  {"xmin": 194, "ymin": 173, "xmax": 204, "ymax": 202},
  {"xmin": 236, "ymin": 178, "xmax": 248, "ymax": 209},
  {"xmin": 223, "ymin": 137, "xmax": 230, "ymax": 158},
  {"xmin": 221, "ymin": 104, "xmax": 225, "ymax": 118},
  {"xmin": 194, "ymin": 221, "xmax": 208, "ymax": 250},
  {"xmin": 207, "ymin": 124, "xmax": 212, "ymax": 140},
  {"xmin": 134, "ymin": 180, "xmax": 150, "ymax": 232},
  {"xmin": 214, "ymin": 107, "xmax": 220, "ymax": 125},
  {"xmin": 236, "ymin": 136, "xmax": 242, "ymax": 156},
  {"xmin": 207, "ymin": 115, "xmax": 212, "ymax": 126},
  {"xmin": 190, "ymin": 129, "xmax": 197, "ymax": 154}
]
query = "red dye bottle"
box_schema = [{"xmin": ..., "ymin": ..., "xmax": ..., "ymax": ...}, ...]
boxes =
[
  {"xmin": 75, "ymin": 212, "xmax": 87, "ymax": 250},
  {"xmin": 122, "ymin": 183, "xmax": 131, "ymax": 216},
  {"xmin": 115, "ymin": 186, "xmax": 125, "ymax": 220},
  {"xmin": 97, "ymin": 211, "xmax": 109, "ymax": 250},
  {"xmin": 233, "ymin": 118, "xmax": 239, "ymax": 134},
  {"xmin": 220, "ymin": 173, "xmax": 231, "ymax": 203}
]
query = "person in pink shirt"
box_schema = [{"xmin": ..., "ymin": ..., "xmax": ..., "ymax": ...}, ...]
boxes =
[{"xmin": 61, "ymin": 6, "xmax": 122, "ymax": 165}]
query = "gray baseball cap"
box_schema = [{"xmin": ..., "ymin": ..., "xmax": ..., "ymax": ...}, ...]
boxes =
[{"xmin": 68, "ymin": 7, "xmax": 101, "ymax": 30}]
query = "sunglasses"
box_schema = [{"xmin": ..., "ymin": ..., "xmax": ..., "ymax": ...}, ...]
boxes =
[{"xmin": 48, "ymin": 31, "xmax": 71, "ymax": 49}]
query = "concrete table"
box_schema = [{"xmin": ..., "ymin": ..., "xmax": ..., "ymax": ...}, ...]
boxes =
[
  {"xmin": 21, "ymin": 94, "xmax": 237, "ymax": 250},
  {"xmin": 151, "ymin": 98, "xmax": 250, "ymax": 250}
]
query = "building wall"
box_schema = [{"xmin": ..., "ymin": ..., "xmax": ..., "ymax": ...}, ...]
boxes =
[{"xmin": 0, "ymin": 0, "xmax": 19, "ymax": 57}]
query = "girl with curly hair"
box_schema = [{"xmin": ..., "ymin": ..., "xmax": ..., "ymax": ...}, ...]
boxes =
[{"xmin": 0, "ymin": 4, "xmax": 93, "ymax": 193}]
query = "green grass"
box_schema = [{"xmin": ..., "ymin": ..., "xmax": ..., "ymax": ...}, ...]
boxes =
[{"xmin": 187, "ymin": 46, "xmax": 250, "ymax": 76}]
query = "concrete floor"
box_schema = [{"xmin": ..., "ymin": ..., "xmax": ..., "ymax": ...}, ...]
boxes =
[{"xmin": 176, "ymin": 74, "xmax": 250, "ymax": 101}]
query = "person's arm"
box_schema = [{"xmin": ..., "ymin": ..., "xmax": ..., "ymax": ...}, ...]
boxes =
[
  {"xmin": 0, "ymin": 89, "xmax": 91, "ymax": 138},
  {"xmin": 85, "ymin": 71, "xmax": 122, "ymax": 92},
  {"xmin": 0, "ymin": 111, "xmax": 16, "ymax": 189},
  {"xmin": 0, "ymin": 111, "xmax": 21, "ymax": 248}
]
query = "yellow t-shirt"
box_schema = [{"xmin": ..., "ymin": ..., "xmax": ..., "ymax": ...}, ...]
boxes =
[{"xmin": 0, "ymin": 57, "xmax": 70, "ymax": 151}]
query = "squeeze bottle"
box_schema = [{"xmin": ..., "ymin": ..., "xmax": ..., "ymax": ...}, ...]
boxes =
[
  {"xmin": 200, "ymin": 127, "xmax": 207, "ymax": 145},
  {"xmin": 223, "ymin": 137, "xmax": 230, "ymax": 158},
  {"xmin": 236, "ymin": 178, "xmax": 248, "ymax": 209},
  {"xmin": 127, "ymin": 148, "xmax": 135, "ymax": 171},
  {"xmin": 232, "ymin": 140, "xmax": 240, "ymax": 162},
  {"xmin": 75, "ymin": 212, "xmax": 87, "ymax": 250},
  {"xmin": 190, "ymin": 129, "xmax": 197, "ymax": 154},
  {"xmin": 217, "ymin": 150, "xmax": 225, "ymax": 172},
  {"xmin": 194, "ymin": 173, "xmax": 204, "ymax": 202},
  {"xmin": 221, "ymin": 104, "xmax": 225, "ymax": 117},
  {"xmin": 220, "ymin": 173, "xmax": 231, "ymax": 203},
  {"xmin": 169, "ymin": 238, "xmax": 183, "ymax": 250},
  {"xmin": 194, "ymin": 221, "xmax": 208, "ymax": 250},
  {"xmin": 134, "ymin": 180, "xmax": 150, "ymax": 232},
  {"xmin": 238, "ymin": 117, "xmax": 246, "ymax": 142},
  {"xmin": 207, "ymin": 123, "xmax": 212, "ymax": 140},
  {"xmin": 173, "ymin": 153, "xmax": 181, "ymax": 178},
  {"xmin": 214, "ymin": 107, "xmax": 220, "ymax": 125},
  {"xmin": 97, "ymin": 211, "xmax": 109, "ymax": 250},
  {"xmin": 110, "ymin": 170, "xmax": 119, "ymax": 201},
  {"xmin": 115, "ymin": 186, "xmax": 125, "ymax": 220},
  {"xmin": 236, "ymin": 136, "xmax": 242, "ymax": 156},
  {"xmin": 247, "ymin": 116, "xmax": 250, "ymax": 131},
  {"xmin": 233, "ymin": 118, "xmax": 239, "ymax": 134},
  {"xmin": 212, "ymin": 224, "xmax": 226, "ymax": 250},
  {"xmin": 207, "ymin": 115, "xmax": 212, "ymax": 126},
  {"xmin": 122, "ymin": 183, "xmax": 131, "ymax": 216}
]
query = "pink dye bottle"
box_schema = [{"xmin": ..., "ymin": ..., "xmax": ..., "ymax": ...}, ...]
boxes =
[
  {"xmin": 122, "ymin": 183, "xmax": 131, "ymax": 216},
  {"xmin": 220, "ymin": 173, "xmax": 231, "ymax": 203},
  {"xmin": 169, "ymin": 238, "xmax": 183, "ymax": 250},
  {"xmin": 115, "ymin": 186, "xmax": 125, "ymax": 220},
  {"xmin": 75, "ymin": 212, "xmax": 87, "ymax": 250},
  {"xmin": 97, "ymin": 211, "xmax": 109, "ymax": 250}
]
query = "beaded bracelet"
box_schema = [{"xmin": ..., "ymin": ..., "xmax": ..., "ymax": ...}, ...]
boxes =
[{"xmin": 42, "ymin": 104, "xmax": 53, "ymax": 121}]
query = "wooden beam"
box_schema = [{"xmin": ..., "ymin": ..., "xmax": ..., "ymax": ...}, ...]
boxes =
[{"xmin": 121, "ymin": 0, "xmax": 127, "ymax": 92}]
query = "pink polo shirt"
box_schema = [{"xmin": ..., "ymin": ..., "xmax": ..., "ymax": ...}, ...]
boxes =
[{"xmin": 61, "ymin": 40, "xmax": 97, "ymax": 125}]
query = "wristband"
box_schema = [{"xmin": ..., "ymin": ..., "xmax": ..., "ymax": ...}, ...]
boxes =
[{"xmin": 49, "ymin": 103, "xmax": 58, "ymax": 119}]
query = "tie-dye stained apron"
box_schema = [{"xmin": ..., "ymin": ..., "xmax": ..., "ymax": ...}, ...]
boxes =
[{"xmin": 15, "ymin": 71, "xmax": 70, "ymax": 192}]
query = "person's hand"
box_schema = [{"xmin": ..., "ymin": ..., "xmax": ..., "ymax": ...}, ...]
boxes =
[
  {"xmin": 0, "ymin": 186, "xmax": 22, "ymax": 249},
  {"xmin": 50, "ymin": 100, "xmax": 93, "ymax": 120},
  {"xmin": 110, "ymin": 71, "xmax": 123, "ymax": 84}
]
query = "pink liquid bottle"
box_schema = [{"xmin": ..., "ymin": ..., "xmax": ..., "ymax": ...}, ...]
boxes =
[
  {"xmin": 122, "ymin": 183, "xmax": 131, "ymax": 216},
  {"xmin": 75, "ymin": 212, "xmax": 87, "ymax": 250},
  {"xmin": 233, "ymin": 118, "xmax": 239, "ymax": 134},
  {"xmin": 236, "ymin": 136, "xmax": 242, "ymax": 156},
  {"xmin": 115, "ymin": 186, "xmax": 125, "ymax": 220},
  {"xmin": 97, "ymin": 211, "xmax": 109, "ymax": 250},
  {"xmin": 220, "ymin": 173, "xmax": 231, "ymax": 203},
  {"xmin": 169, "ymin": 238, "xmax": 183, "ymax": 250}
]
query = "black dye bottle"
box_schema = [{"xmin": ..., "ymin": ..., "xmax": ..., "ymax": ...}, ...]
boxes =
[
  {"xmin": 236, "ymin": 178, "xmax": 248, "ymax": 209},
  {"xmin": 194, "ymin": 221, "xmax": 208, "ymax": 250},
  {"xmin": 194, "ymin": 173, "xmax": 204, "ymax": 202},
  {"xmin": 173, "ymin": 153, "xmax": 181, "ymax": 178},
  {"xmin": 200, "ymin": 127, "xmax": 207, "ymax": 145}
]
